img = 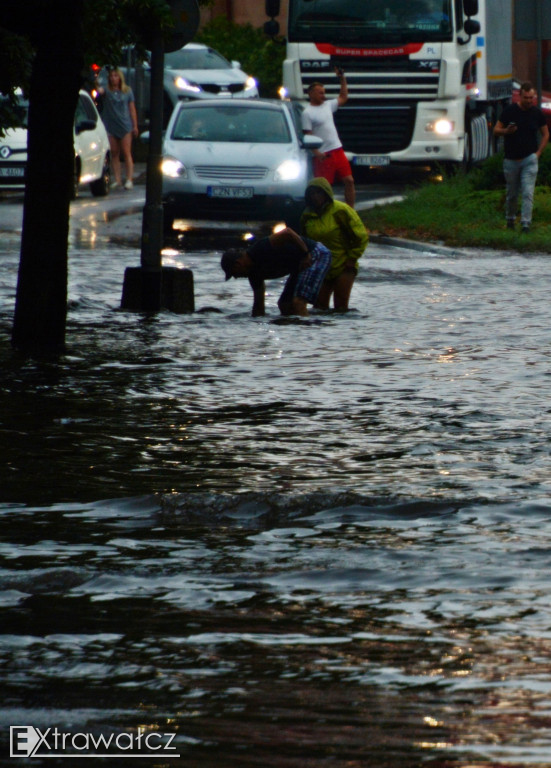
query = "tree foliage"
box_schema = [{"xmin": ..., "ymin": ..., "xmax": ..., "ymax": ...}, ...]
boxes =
[{"xmin": 197, "ymin": 16, "xmax": 286, "ymax": 98}]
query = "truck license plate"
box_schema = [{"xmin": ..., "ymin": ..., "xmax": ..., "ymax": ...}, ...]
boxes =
[
  {"xmin": 207, "ymin": 186, "xmax": 254, "ymax": 199},
  {"xmin": 353, "ymin": 155, "xmax": 390, "ymax": 167}
]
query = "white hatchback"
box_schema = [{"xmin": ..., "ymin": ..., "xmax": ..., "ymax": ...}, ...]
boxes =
[
  {"xmin": 0, "ymin": 90, "xmax": 111, "ymax": 197},
  {"xmin": 161, "ymin": 98, "xmax": 322, "ymax": 231}
]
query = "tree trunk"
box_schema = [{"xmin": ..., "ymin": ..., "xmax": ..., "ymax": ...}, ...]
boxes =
[{"xmin": 11, "ymin": 1, "xmax": 84, "ymax": 355}]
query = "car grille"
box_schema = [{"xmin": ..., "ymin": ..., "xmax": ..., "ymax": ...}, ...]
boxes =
[
  {"xmin": 194, "ymin": 166, "xmax": 267, "ymax": 180},
  {"xmin": 200, "ymin": 83, "xmax": 244, "ymax": 95}
]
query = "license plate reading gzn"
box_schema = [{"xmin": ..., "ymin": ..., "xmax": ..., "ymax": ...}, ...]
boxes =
[
  {"xmin": 207, "ymin": 186, "xmax": 253, "ymax": 199},
  {"xmin": 0, "ymin": 167, "xmax": 25, "ymax": 177},
  {"xmin": 353, "ymin": 155, "xmax": 390, "ymax": 167}
]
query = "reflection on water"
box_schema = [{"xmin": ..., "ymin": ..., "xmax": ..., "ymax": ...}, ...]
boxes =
[{"xmin": 2, "ymin": 225, "xmax": 551, "ymax": 766}]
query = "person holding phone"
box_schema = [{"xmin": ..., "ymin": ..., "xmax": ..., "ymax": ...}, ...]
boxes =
[{"xmin": 494, "ymin": 81, "xmax": 549, "ymax": 233}]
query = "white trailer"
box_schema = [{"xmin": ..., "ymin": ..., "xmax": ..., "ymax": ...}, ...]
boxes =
[{"xmin": 267, "ymin": 0, "xmax": 512, "ymax": 169}]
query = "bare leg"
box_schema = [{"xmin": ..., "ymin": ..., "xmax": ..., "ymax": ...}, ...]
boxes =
[
  {"xmin": 332, "ymin": 269, "xmax": 356, "ymax": 311},
  {"xmin": 278, "ymin": 296, "xmax": 309, "ymax": 316},
  {"xmin": 343, "ymin": 174, "xmax": 355, "ymax": 208},
  {"xmin": 108, "ymin": 135, "xmax": 122, "ymax": 185},
  {"xmin": 314, "ymin": 281, "xmax": 333, "ymax": 310},
  {"xmin": 120, "ymin": 132, "xmax": 134, "ymax": 184}
]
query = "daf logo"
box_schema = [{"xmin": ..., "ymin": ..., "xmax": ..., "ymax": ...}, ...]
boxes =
[{"xmin": 0, "ymin": 146, "xmax": 12, "ymax": 159}]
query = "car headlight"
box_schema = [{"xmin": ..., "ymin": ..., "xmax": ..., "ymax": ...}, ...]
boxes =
[
  {"xmin": 244, "ymin": 76, "xmax": 257, "ymax": 92},
  {"xmin": 425, "ymin": 118, "xmax": 454, "ymax": 135},
  {"xmin": 173, "ymin": 76, "xmax": 201, "ymax": 94},
  {"xmin": 162, "ymin": 157, "xmax": 187, "ymax": 178},
  {"xmin": 274, "ymin": 159, "xmax": 302, "ymax": 181}
]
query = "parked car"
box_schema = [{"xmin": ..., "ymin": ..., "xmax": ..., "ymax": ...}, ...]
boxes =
[
  {"xmin": 97, "ymin": 43, "xmax": 259, "ymax": 127},
  {"xmin": 160, "ymin": 98, "xmax": 322, "ymax": 232},
  {"xmin": 511, "ymin": 79, "xmax": 551, "ymax": 130},
  {"xmin": 0, "ymin": 90, "xmax": 111, "ymax": 197}
]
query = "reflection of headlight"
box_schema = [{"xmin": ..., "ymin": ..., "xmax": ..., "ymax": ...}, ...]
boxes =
[
  {"xmin": 425, "ymin": 118, "xmax": 454, "ymax": 135},
  {"xmin": 173, "ymin": 76, "xmax": 201, "ymax": 94},
  {"xmin": 274, "ymin": 159, "xmax": 301, "ymax": 181},
  {"xmin": 278, "ymin": 86, "xmax": 288, "ymax": 100},
  {"xmin": 162, "ymin": 157, "xmax": 187, "ymax": 178},
  {"xmin": 244, "ymin": 76, "xmax": 257, "ymax": 92}
]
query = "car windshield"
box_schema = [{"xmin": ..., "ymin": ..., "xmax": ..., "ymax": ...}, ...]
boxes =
[
  {"xmin": 165, "ymin": 47, "xmax": 230, "ymax": 71},
  {"xmin": 171, "ymin": 106, "xmax": 292, "ymax": 143}
]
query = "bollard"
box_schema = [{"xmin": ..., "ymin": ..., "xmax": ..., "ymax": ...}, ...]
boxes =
[{"xmin": 121, "ymin": 266, "xmax": 194, "ymax": 313}]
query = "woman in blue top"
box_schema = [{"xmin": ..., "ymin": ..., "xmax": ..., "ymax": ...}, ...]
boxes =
[{"xmin": 98, "ymin": 68, "xmax": 138, "ymax": 190}]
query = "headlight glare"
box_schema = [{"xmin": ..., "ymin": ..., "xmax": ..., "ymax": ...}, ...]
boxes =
[
  {"xmin": 245, "ymin": 76, "xmax": 257, "ymax": 91},
  {"xmin": 162, "ymin": 157, "xmax": 187, "ymax": 178},
  {"xmin": 274, "ymin": 159, "xmax": 301, "ymax": 181},
  {"xmin": 174, "ymin": 76, "xmax": 201, "ymax": 94},
  {"xmin": 426, "ymin": 118, "xmax": 454, "ymax": 135}
]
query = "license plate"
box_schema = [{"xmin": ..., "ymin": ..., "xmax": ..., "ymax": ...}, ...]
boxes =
[
  {"xmin": 353, "ymin": 155, "xmax": 390, "ymax": 167},
  {"xmin": 207, "ymin": 186, "xmax": 253, "ymax": 199},
  {"xmin": 0, "ymin": 167, "xmax": 25, "ymax": 177}
]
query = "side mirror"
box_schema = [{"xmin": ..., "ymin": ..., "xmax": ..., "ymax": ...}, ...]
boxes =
[
  {"xmin": 464, "ymin": 18, "xmax": 481, "ymax": 35},
  {"xmin": 265, "ymin": 0, "xmax": 280, "ymax": 16},
  {"xmin": 302, "ymin": 134, "xmax": 323, "ymax": 150},
  {"xmin": 463, "ymin": 0, "xmax": 478, "ymax": 16},
  {"xmin": 264, "ymin": 19, "xmax": 280, "ymax": 37}
]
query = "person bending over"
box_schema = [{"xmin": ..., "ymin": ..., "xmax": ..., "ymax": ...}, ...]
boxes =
[{"xmin": 221, "ymin": 227, "xmax": 331, "ymax": 317}]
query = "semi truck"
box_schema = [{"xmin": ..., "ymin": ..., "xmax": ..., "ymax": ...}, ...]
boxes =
[{"xmin": 265, "ymin": 0, "xmax": 513, "ymax": 169}]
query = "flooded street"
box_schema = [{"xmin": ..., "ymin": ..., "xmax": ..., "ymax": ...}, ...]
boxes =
[{"xmin": 1, "ymin": 203, "xmax": 551, "ymax": 766}]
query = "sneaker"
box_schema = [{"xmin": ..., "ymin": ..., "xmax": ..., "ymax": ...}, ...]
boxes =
[
  {"xmin": 506, "ymin": 220, "xmax": 515, "ymax": 230},
  {"xmin": 110, "ymin": 180, "xmax": 122, "ymax": 190},
  {"xmin": 124, "ymin": 179, "xmax": 133, "ymax": 190},
  {"xmin": 521, "ymin": 225, "xmax": 530, "ymax": 234}
]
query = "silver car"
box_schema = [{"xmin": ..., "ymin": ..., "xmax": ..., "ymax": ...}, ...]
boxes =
[
  {"xmin": 161, "ymin": 99, "xmax": 322, "ymax": 230},
  {"xmin": 0, "ymin": 90, "xmax": 111, "ymax": 197}
]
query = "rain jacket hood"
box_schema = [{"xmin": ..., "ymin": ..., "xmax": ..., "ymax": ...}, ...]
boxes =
[{"xmin": 305, "ymin": 177, "xmax": 334, "ymax": 201}]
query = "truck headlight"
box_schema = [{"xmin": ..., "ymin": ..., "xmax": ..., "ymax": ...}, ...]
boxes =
[
  {"xmin": 244, "ymin": 76, "xmax": 257, "ymax": 92},
  {"xmin": 162, "ymin": 157, "xmax": 187, "ymax": 178},
  {"xmin": 274, "ymin": 159, "xmax": 301, "ymax": 181},
  {"xmin": 426, "ymin": 119, "xmax": 454, "ymax": 135}
]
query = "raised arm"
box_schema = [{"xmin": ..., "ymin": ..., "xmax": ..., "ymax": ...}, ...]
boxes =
[{"xmin": 336, "ymin": 67, "xmax": 348, "ymax": 106}]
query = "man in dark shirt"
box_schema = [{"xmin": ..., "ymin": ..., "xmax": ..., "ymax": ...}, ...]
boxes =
[
  {"xmin": 494, "ymin": 81, "xmax": 549, "ymax": 233},
  {"xmin": 221, "ymin": 227, "xmax": 331, "ymax": 316}
]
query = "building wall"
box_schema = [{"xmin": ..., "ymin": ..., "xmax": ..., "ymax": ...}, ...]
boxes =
[{"xmin": 200, "ymin": 0, "xmax": 288, "ymax": 33}]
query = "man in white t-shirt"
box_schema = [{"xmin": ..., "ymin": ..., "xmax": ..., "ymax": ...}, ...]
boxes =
[{"xmin": 302, "ymin": 68, "xmax": 355, "ymax": 207}]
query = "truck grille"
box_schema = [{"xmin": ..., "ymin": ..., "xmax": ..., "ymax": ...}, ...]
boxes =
[{"xmin": 334, "ymin": 103, "xmax": 416, "ymax": 153}]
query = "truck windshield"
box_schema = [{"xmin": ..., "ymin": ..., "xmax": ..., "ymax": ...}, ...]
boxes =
[{"xmin": 288, "ymin": 0, "xmax": 453, "ymax": 44}]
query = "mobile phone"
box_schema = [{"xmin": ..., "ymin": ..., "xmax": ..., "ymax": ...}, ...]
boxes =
[{"xmin": 509, "ymin": 121, "xmax": 516, "ymax": 126}]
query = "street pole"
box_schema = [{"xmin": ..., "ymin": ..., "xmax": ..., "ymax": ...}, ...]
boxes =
[{"xmin": 139, "ymin": 29, "xmax": 164, "ymax": 311}]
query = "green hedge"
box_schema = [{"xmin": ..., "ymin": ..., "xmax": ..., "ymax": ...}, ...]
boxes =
[{"xmin": 196, "ymin": 17, "xmax": 286, "ymax": 99}]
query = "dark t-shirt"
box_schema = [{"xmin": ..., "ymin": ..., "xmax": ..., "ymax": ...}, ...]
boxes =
[
  {"xmin": 246, "ymin": 235, "xmax": 317, "ymax": 289},
  {"xmin": 500, "ymin": 103, "xmax": 546, "ymax": 160}
]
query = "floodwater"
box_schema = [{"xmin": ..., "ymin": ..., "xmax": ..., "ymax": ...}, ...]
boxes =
[{"xmin": 1, "ymin": 212, "xmax": 551, "ymax": 767}]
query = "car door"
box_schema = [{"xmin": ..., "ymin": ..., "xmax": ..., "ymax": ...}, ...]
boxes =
[{"xmin": 74, "ymin": 92, "xmax": 104, "ymax": 183}]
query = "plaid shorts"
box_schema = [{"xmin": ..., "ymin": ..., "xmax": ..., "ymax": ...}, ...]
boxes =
[{"xmin": 280, "ymin": 243, "xmax": 331, "ymax": 304}]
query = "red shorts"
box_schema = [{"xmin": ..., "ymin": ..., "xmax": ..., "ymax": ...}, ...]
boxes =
[{"xmin": 313, "ymin": 147, "xmax": 352, "ymax": 184}]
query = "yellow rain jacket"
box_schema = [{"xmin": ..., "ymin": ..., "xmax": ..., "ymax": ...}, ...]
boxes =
[{"xmin": 300, "ymin": 177, "xmax": 369, "ymax": 282}]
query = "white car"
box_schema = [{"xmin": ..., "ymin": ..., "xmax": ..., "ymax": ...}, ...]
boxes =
[
  {"xmin": 161, "ymin": 98, "xmax": 322, "ymax": 231},
  {"xmin": 105, "ymin": 43, "xmax": 259, "ymax": 126},
  {"xmin": 0, "ymin": 90, "xmax": 111, "ymax": 197}
]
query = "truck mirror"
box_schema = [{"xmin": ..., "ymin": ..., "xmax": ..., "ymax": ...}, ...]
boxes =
[
  {"xmin": 463, "ymin": 0, "xmax": 478, "ymax": 17},
  {"xmin": 264, "ymin": 19, "xmax": 280, "ymax": 37},
  {"xmin": 265, "ymin": 0, "xmax": 280, "ymax": 17},
  {"xmin": 464, "ymin": 18, "xmax": 481, "ymax": 35}
]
